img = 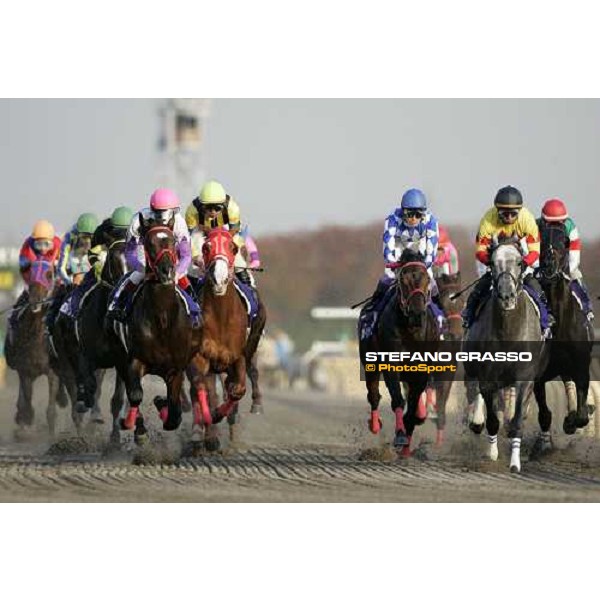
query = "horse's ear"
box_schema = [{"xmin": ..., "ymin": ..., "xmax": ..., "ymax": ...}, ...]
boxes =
[{"xmin": 167, "ymin": 215, "xmax": 175, "ymax": 231}]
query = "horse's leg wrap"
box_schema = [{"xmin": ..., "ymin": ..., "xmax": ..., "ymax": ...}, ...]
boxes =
[
  {"xmin": 395, "ymin": 407, "xmax": 406, "ymax": 433},
  {"xmin": 369, "ymin": 409, "xmax": 382, "ymax": 434},
  {"xmin": 122, "ymin": 406, "xmax": 139, "ymax": 430},
  {"xmin": 212, "ymin": 399, "xmax": 238, "ymax": 423},
  {"xmin": 196, "ymin": 389, "xmax": 212, "ymax": 426}
]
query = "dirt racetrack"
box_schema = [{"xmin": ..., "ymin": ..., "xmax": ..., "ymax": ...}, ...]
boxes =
[{"xmin": 2, "ymin": 370, "xmax": 600, "ymax": 502}]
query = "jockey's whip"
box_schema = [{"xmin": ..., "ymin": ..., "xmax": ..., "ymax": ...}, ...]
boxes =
[
  {"xmin": 450, "ymin": 275, "xmax": 485, "ymax": 300},
  {"xmin": 0, "ymin": 298, "xmax": 54, "ymax": 316},
  {"xmin": 243, "ymin": 267, "xmax": 265, "ymax": 273},
  {"xmin": 351, "ymin": 296, "xmax": 373, "ymax": 310}
]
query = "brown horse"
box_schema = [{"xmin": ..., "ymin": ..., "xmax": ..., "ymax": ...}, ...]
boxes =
[
  {"xmin": 428, "ymin": 272, "xmax": 464, "ymax": 445},
  {"xmin": 189, "ymin": 228, "xmax": 266, "ymax": 449},
  {"xmin": 118, "ymin": 222, "xmax": 202, "ymax": 443},
  {"xmin": 359, "ymin": 249, "xmax": 441, "ymax": 456},
  {"xmin": 4, "ymin": 259, "xmax": 62, "ymax": 438}
]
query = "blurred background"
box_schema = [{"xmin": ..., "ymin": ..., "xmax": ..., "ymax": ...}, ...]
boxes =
[{"xmin": 1, "ymin": 99, "xmax": 599, "ymax": 391}]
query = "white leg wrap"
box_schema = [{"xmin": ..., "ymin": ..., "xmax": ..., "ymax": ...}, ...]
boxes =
[
  {"xmin": 510, "ymin": 438, "xmax": 521, "ymax": 473},
  {"xmin": 488, "ymin": 434, "xmax": 498, "ymax": 461}
]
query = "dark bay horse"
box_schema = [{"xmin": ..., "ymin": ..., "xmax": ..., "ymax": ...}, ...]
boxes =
[
  {"xmin": 4, "ymin": 259, "xmax": 62, "ymax": 437},
  {"xmin": 359, "ymin": 249, "xmax": 440, "ymax": 456},
  {"xmin": 53, "ymin": 239, "xmax": 129, "ymax": 443},
  {"xmin": 189, "ymin": 228, "xmax": 266, "ymax": 450},
  {"xmin": 465, "ymin": 240, "xmax": 549, "ymax": 473},
  {"xmin": 533, "ymin": 224, "xmax": 593, "ymax": 451},
  {"xmin": 118, "ymin": 223, "xmax": 202, "ymax": 444},
  {"xmin": 429, "ymin": 272, "xmax": 464, "ymax": 445}
]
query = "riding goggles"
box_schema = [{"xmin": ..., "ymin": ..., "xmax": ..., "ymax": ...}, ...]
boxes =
[
  {"xmin": 153, "ymin": 208, "xmax": 177, "ymax": 225},
  {"xmin": 498, "ymin": 209, "xmax": 520, "ymax": 219},
  {"xmin": 403, "ymin": 210, "xmax": 425, "ymax": 219},
  {"xmin": 204, "ymin": 204, "xmax": 225, "ymax": 213},
  {"xmin": 33, "ymin": 239, "xmax": 53, "ymax": 252}
]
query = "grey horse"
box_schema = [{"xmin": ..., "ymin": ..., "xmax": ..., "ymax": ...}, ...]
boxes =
[{"xmin": 464, "ymin": 240, "xmax": 549, "ymax": 473}]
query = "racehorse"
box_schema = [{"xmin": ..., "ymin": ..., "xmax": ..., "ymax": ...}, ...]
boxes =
[
  {"xmin": 429, "ymin": 272, "xmax": 464, "ymax": 445},
  {"xmin": 188, "ymin": 228, "xmax": 267, "ymax": 450},
  {"xmin": 533, "ymin": 223, "xmax": 593, "ymax": 451},
  {"xmin": 359, "ymin": 249, "xmax": 440, "ymax": 456},
  {"xmin": 118, "ymin": 221, "xmax": 202, "ymax": 444},
  {"xmin": 465, "ymin": 239, "xmax": 549, "ymax": 473},
  {"xmin": 53, "ymin": 239, "xmax": 129, "ymax": 443},
  {"xmin": 4, "ymin": 259, "xmax": 62, "ymax": 438}
]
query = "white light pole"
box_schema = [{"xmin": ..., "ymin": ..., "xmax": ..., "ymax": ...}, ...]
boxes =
[{"xmin": 157, "ymin": 99, "xmax": 211, "ymax": 204}]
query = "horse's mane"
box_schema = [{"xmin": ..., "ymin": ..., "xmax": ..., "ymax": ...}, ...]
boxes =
[
  {"xmin": 399, "ymin": 248, "xmax": 425, "ymax": 264},
  {"xmin": 540, "ymin": 222, "xmax": 567, "ymax": 250}
]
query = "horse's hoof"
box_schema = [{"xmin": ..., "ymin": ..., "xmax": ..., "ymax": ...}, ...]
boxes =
[
  {"xmin": 587, "ymin": 404, "xmax": 596, "ymax": 416},
  {"xmin": 109, "ymin": 431, "xmax": 121, "ymax": 447},
  {"xmin": 204, "ymin": 437, "xmax": 221, "ymax": 453},
  {"xmin": 393, "ymin": 430, "xmax": 409, "ymax": 448},
  {"xmin": 576, "ymin": 415, "xmax": 590, "ymax": 429},
  {"xmin": 510, "ymin": 465, "xmax": 521, "ymax": 474},
  {"xmin": 56, "ymin": 388, "xmax": 69, "ymax": 409},
  {"xmin": 153, "ymin": 396, "xmax": 168, "ymax": 412},
  {"xmin": 563, "ymin": 413, "xmax": 578, "ymax": 435},
  {"xmin": 76, "ymin": 401, "xmax": 90, "ymax": 414},
  {"xmin": 134, "ymin": 432, "xmax": 149, "ymax": 446},
  {"xmin": 163, "ymin": 416, "xmax": 182, "ymax": 432},
  {"xmin": 91, "ymin": 412, "xmax": 104, "ymax": 425},
  {"xmin": 399, "ymin": 445, "xmax": 412, "ymax": 458},
  {"xmin": 469, "ymin": 422, "xmax": 484, "ymax": 435},
  {"xmin": 250, "ymin": 404, "xmax": 264, "ymax": 415}
]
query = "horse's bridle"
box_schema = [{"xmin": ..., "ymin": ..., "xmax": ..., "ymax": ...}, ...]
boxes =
[
  {"xmin": 103, "ymin": 239, "xmax": 127, "ymax": 286},
  {"xmin": 394, "ymin": 261, "xmax": 431, "ymax": 313},
  {"xmin": 144, "ymin": 227, "xmax": 177, "ymax": 279},
  {"xmin": 540, "ymin": 228, "xmax": 568, "ymax": 281}
]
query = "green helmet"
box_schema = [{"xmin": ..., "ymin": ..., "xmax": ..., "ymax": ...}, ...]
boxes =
[
  {"xmin": 110, "ymin": 206, "xmax": 134, "ymax": 228},
  {"xmin": 76, "ymin": 212, "xmax": 99, "ymax": 235}
]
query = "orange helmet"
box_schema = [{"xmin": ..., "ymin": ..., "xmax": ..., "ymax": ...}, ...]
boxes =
[
  {"xmin": 438, "ymin": 224, "xmax": 450, "ymax": 246},
  {"xmin": 542, "ymin": 198, "xmax": 568, "ymax": 222},
  {"xmin": 32, "ymin": 220, "xmax": 55, "ymax": 240}
]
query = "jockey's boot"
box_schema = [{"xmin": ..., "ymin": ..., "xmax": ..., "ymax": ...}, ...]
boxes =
[
  {"xmin": 573, "ymin": 278, "xmax": 594, "ymax": 321},
  {"xmin": 107, "ymin": 279, "xmax": 137, "ymax": 325},
  {"xmin": 7, "ymin": 291, "xmax": 29, "ymax": 343},
  {"xmin": 45, "ymin": 293, "xmax": 65, "ymax": 336},
  {"xmin": 462, "ymin": 272, "xmax": 492, "ymax": 329},
  {"xmin": 364, "ymin": 278, "xmax": 394, "ymax": 314},
  {"xmin": 524, "ymin": 274, "xmax": 555, "ymax": 334},
  {"xmin": 236, "ymin": 270, "xmax": 259, "ymax": 304}
]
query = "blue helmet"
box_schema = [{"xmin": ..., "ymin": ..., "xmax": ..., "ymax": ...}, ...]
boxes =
[{"xmin": 401, "ymin": 189, "xmax": 427, "ymax": 211}]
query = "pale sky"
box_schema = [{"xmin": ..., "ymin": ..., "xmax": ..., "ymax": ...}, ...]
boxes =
[{"xmin": 2, "ymin": 99, "xmax": 600, "ymax": 244}]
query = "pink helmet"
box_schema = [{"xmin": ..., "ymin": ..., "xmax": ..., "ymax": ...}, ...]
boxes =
[{"xmin": 150, "ymin": 188, "xmax": 180, "ymax": 211}]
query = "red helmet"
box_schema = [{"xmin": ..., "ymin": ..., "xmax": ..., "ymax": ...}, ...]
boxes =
[
  {"xmin": 438, "ymin": 225, "xmax": 450, "ymax": 245},
  {"xmin": 542, "ymin": 198, "xmax": 568, "ymax": 222}
]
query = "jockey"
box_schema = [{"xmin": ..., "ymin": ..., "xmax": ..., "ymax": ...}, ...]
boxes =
[
  {"xmin": 88, "ymin": 206, "xmax": 134, "ymax": 278},
  {"xmin": 538, "ymin": 198, "xmax": 593, "ymax": 321},
  {"xmin": 59, "ymin": 206, "xmax": 134, "ymax": 321},
  {"xmin": 361, "ymin": 189, "xmax": 440, "ymax": 335},
  {"xmin": 462, "ymin": 185, "xmax": 552, "ymax": 336},
  {"xmin": 106, "ymin": 189, "xmax": 193, "ymax": 323},
  {"xmin": 433, "ymin": 225, "xmax": 460, "ymax": 278},
  {"xmin": 8, "ymin": 220, "xmax": 61, "ymax": 339},
  {"xmin": 46, "ymin": 213, "xmax": 99, "ymax": 334},
  {"xmin": 57, "ymin": 213, "xmax": 99, "ymax": 285},
  {"xmin": 185, "ymin": 180, "xmax": 256, "ymax": 289}
]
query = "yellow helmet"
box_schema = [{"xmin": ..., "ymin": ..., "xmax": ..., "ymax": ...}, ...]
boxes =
[
  {"xmin": 199, "ymin": 180, "xmax": 227, "ymax": 205},
  {"xmin": 32, "ymin": 220, "xmax": 55, "ymax": 240}
]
